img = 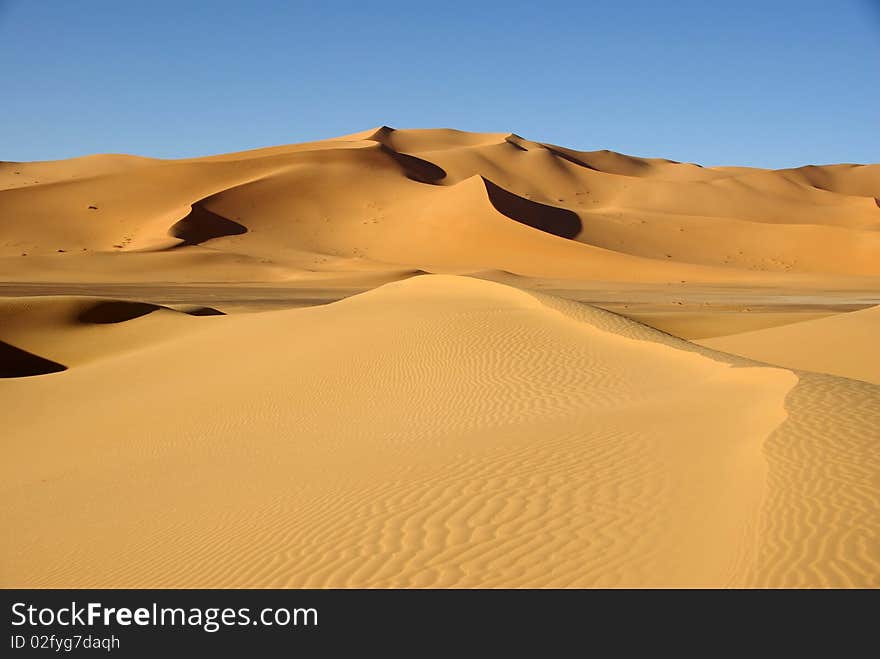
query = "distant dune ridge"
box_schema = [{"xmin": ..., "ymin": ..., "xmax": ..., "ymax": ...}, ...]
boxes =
[
  {"xmin": 1, "ymin": 128, "xmax": 879, "ymax": 588},
  {"xmin": 1, "ymin": 126, "xmax": 879, "ymax": 283}
]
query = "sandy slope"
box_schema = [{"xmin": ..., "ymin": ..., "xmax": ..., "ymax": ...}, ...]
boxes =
[
  {"xmin": 2, "ymin": 276, "xmax": 877, "ymax": 587},
  {"xmin": 2, "ymin": 127, "xmax": 877, "ymax": 588},
  {"xmin": 2, "ymin": 126, "xmax": 879, "ymax": 286},
  {"xmin": 698, "ymin": 305, "xmax": 880, "ymax": 384}
]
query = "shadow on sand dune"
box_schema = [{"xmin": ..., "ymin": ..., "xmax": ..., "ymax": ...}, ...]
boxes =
[
  {"xmin": 380, "ymin": 145, "xmax": 447, "ymax": 184},
  {"xmin": 365, "ymin": 126, "xmax": 447, "ymax": 184},
  {"xmin": 541, "ymin": 144, "xmax": 599, "ymax": 171},
  {"xmin": 483, "ymin": 178, "xmax": 582, "ymax": 239},
  {"xmin": 180, "ymin": 306, "xmax": 226, "ymax": 316},
  {"xmin": 77, "ymin": 300, "xmax": 226, "ymax": 322},
  {"xmin": 170, "ymin": 204, "xmax": 248, "ymax": 246},
  {"xmin": 78, "ymin": 301, "xmax": 160, "ymax": 324},
  {"xmin": 0, "ymin": 341, "xmax": 66, "ymax": 378}
]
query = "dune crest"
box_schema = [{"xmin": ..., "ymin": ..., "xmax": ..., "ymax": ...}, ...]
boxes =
[
  {"xmin": 2, "ymin": 127, "xmax": 879, "ymax": 284},
  {"xmin": 2, "ymin": 125, "xmax": 878, "ymax": 590},
  {"xmin": 699, "ymin": 305, "xmax": 880, "ymax": 384},
  {"xmin": 3, "ymin": 276, "xmax": 877, "ymax": 587}
]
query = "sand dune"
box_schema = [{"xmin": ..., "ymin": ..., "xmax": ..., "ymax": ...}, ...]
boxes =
[
  {"xmin": 2, "ymin": 126, "xmax": 879, "ymax": 285},
  {"xmin": 1, "ymin": 276, "xmax": 877, "ymax": 587},
  {"xmin": 0, "ymin": 296, "xmax": 219, "ymax": 370},
  {"xmin": 698, "ymin": 305, "xmax": 880, "ymax": 384},
  {"xmin": 2, "ymin": 128, "xmax": 877, "ymax": 588}
]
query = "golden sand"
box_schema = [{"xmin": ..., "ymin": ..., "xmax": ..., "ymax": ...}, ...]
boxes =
[{"xmin": 1, "ymin": 129, "xmax": 878, "ymax": 587}]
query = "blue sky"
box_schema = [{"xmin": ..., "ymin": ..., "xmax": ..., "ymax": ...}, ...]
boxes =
[{"xmin": 2, "ymin": 0, "xmax": 878, "ymax": 167}]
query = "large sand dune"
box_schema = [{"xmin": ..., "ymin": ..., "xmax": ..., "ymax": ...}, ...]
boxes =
[
  {"xmin": 2, "ymin": 128, "xmax": 878, "ymax": 588},
  {"xmin": 2, "ymin": 126, "xmax": 879, "ymax": 286},
  {"xmin": 1, "ymin": 276, "xmax": 878, "ymax": 587},
  {"xmin": 698, "ymin": 305, "xmax": 880, "ymax": 385}
]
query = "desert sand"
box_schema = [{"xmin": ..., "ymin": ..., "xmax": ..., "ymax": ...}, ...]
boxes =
[
  {"xmin": 698, "ymin": 305, "xmax": 880, "ymax": 384},
  {"xmin": 1, "ymin": 128, "xmax": 878, "ymax": 587},
  {"xmin": 2, "ymin": 126, "xmax": 879, "ymax": 285}
]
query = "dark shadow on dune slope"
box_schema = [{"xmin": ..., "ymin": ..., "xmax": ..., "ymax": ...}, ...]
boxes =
[
  {"xmin": 483, "ymin": 178, "xmax": 582, "ymax": 239},
  {"xmin": 541, "ymin": 145, "xmax": 599, "ymax": 171},
  {"xmin": 365, "ymin": 127, "xmax": 446, "ymax": 183},
  {"xmin": 180, "ymin": 306, "xmax": 225, "ymax": 316},
  {"xmin": 169, "ymin": 204, "xmax": 248, "ymax": 246},
  {"xmin": 79, "ymin": 300, "xmax": 223, "ymax": 322},
  {"xmin": 504, "ymin": 134, "xmax": 529, "ymax": 152},
  {"xmin": 543, "ymin": 144, "xmax": 658, "ymax": 176},
  {"xmin": 379, "ymin": 145, "xmax": 446, "ymax": 184},
  {"xmin": 0, "ymin": 341, "xmax": 66, "ymax": 378},
  {"xmin": 78, "ymin": 301, "xmax": 160, "ymax": 324}
]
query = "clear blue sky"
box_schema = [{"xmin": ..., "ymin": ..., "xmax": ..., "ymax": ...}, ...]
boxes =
[{"xmin": 2, "ymin": 0, "xmax": 878, "ymax": 167}]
